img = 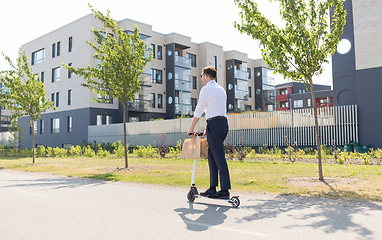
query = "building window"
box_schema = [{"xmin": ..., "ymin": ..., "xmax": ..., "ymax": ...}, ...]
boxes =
[
  {"xmin": 106, "ymin": 115, "xmax": 112, "ymax": 125},
  {"xmin": 192, "ymin": 76, "xmax": 197, "ymax": 89},
  {"xmin": 67, "ymin": 116, "xmax": 72, "ymax": 132},
  {"xmin": 97, "ymin": 115, "xmax": 103, "ymax": 125},
  {"xmin": 31, "ymin": 121, "xmax": 37, "ymax": 135},
  {"xmin": 69, "ymin": 37, "xmax": 73, "ymax": 52},
  {"xmin": 151, "ymin": 93, "xmax": 155, "ymax": 108},
  {"xmin": 51, "ymin": 93, "xmax": 55, "ymax": 105},
  {"xmin": 191, "ymin": 98, "xmax": 197, "ymax": 111},
  {"xmin": 52, "ymin": 67, "xmax": 60, "ymax": 82},
  {"xmin": 151, "ymin": 44, "xmax": 155, "ymax": 58},
  {"xmin": 40, "ymin": 119, "xmax": 44, "ymax": 134},
  {"xmin": 213, "ymin": 56, "xmax": 217, "ymax": 70},
  {"xmin": 55, "ymin": 92, "xmax": 60, "ymax": 107},
  {"xmin": 68, "ymin": 89, "xmax": 72, "ymax": 105},
  {"xmin": 158, "ymin": 94, "xmax": 163, "ymax": 109},
  {"xmin": 52, "ymin": 43, "xmax": 56, "ymax": 58},
  {"xmin": 157, "ymin": 46, "xmax": 162, "ymax": 60},
  {"xmin": 151, "ymin": 69, "xmax": 162, "ymax": 84},
  {"xmin": 187, "ymin": 53, "xmax": 196, "ymax": 67},
  {"xmin": 41, "ymin": 72, "xmax": 44, "ymax": 83},
  {"xmin": 247, "ymin": 68, "xmax": 251, "ymax": 79},
  {"xmin": 57, "ymin": 41, "xmax": 61, "ymax": 56},
  {"xmin": 68, "ymin": 63, "xmax": 72, "ymax": 78},
  {"xmin": 31, "ymin": 49, "xmax": 45, "ymax": 65},
  {"xmin": 294, "ymin": 99, "xmax": 303, "ymax": 108},
  {"xmin": 307, "ymin": 98, "xmax": 311, "ymax": 107},
  {"xmin": 249, "ymin": 86, "xmax": 252, "ymax": 98},
  {"xmin": 51, "ymin": 118, "xmax": 60, "ymax": 133}
]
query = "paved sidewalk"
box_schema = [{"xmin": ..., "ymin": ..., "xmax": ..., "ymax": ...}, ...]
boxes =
[{"xmin": 1, "ymin": 170, "xmax": 381, "ymax": 239}]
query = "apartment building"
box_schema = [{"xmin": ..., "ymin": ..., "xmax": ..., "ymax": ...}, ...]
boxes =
[
  {"xmin": 331, "ymin": 0, "xmax": 382, "ymax": 148},
  {"xmin": 18, "ymin": 14, "xmax": 274, "ymax": 149},
  {"xmin": 275, "ymin": 82, "xmax": 332, "ymax": 111}
]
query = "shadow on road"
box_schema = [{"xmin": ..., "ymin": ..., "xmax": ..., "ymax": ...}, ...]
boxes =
[
  {"xmin": 175, "ymin": 202, "xmax": 230, "ymax": 231},
  {"xmin": 237, "ymin": 181, "xmax": 382, "ymax": 240}
]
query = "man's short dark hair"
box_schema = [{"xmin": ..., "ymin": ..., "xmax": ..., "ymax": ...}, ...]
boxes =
[{"xmin": 202, "ymin": 66, "xmax": 217, "ymax": 79}]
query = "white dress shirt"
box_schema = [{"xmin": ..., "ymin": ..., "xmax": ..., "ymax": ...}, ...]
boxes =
[{"xmin": 194, "ymin": 80, "xmax": 227, "ymax": 119}]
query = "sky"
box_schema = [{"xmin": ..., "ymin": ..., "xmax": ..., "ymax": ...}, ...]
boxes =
[{"xmin": 0, "ymin": 0, "xmax": 333, "ymax": 87}]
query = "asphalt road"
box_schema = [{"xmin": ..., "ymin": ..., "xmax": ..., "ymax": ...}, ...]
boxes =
[{"xmin": 1, "ymin": 169, "xmax": 381, "ymax": 240}]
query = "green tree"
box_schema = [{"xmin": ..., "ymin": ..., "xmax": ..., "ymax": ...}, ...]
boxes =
[
  {"xmin": 234, "ymin": 0, "xmax": 346, "ymax": 180},
  {"xmin": 0, "ymin": 51, "xmax": 55, "ymax": 163},
  {"xmin": 63, "ymin": 5, "xmax": 152, "ymax": 168}
]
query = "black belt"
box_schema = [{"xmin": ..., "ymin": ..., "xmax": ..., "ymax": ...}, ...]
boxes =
[{"xmin": 206, "ymin": 116, "xmax": 227, "ymax": 123}]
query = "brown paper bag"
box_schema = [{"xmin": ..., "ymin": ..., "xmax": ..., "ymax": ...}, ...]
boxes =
[{"xmin": 182, "ymin": 137, "xmax": 207, "ymax": 159}]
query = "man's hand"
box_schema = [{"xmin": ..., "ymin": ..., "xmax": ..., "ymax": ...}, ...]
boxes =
[{"xmin": 202, "ymin": 130, "xmax": 206, "ymax": 137}]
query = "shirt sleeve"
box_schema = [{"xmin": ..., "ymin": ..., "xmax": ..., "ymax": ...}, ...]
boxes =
[{"xmin": 193, "ymin": 86, "xmax": 209, "ymax": 118}]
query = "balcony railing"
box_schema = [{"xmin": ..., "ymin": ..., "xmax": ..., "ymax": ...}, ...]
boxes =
[
  {"xmin": 276, "ymin": 94, "xmax": 288, "ymax": 102},
  {"xmin": 234, "ymin": 69, "xmax": 249, "ymax": 80},
  {"xmin": 175, "ymin": 56, "xmax": 191, "ymax": 68},
  {"xmin": 139, "ymin": 73, "xmax": 152, "ymax": 87},
  {"xmin": 175, "ymin": 79, "xmax": 191, "ymax": 92},
  {"xmin": 128, "ymin": 99, "xmax": 151, "ymax": 112},
  {"xmin": 235, "ymin": 89, "xmax": 249, "ymax": 100},
  {"xmin": 175, "ymin": 103, "xmax": 192, "ymax": 115},
  {"xmin": 276, "ymin": 107, "xmax": 289, "ymax": 111}
]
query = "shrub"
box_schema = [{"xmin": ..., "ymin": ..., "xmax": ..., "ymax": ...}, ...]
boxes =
[
  {"xmin": 55, "ymin": 148, "xmax": 68, "ymax": 158},
  {"xmin": 112, "ymin": 141, "xmax": 126, "ymax": 158},
  {"xmin": 83, "ymin": 146, "xmax": 95, "ymax": 157},
  {"xmin": 169, "ymin": 140, "xmax": 181, "ymax": 158},
  {"xmin": 69, "ymin": 145, "xmax": 82, "ymax": 157},
  {"xmin": 97, "ymin": 149, "xmax": 109, "ymax": 158},
  {"xmin": 46, "ymin": 147, "xmax": 53, "ymax": 158},
  {"xmin": 133, "ymin": 146, "xmax": 146, "ymax": 158},
  {"xmin": 20, "ymin": 149, "xmax": 32, "ymax": 157},
  {"xmin": 247, "ymin": 149, "xmax": 256, "ymax": 159},
  {"xmin": 145, "ymin": 145, "xmax": 157, "ymax": 157},
  {"xmin": 36, "ymin": 146, "xmax": 46, "ymax": 158},
  {"xmin": 259, "ymin": 144, "xmax": 269, "ymax": 155},
  {"xmin": 304, "ymin": 147, "xmax": 314, "ymax": 155}
]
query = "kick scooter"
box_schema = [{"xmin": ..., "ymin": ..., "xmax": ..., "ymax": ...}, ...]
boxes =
[{"xmin": 186, "ymin": 132, "xmax": 240, "ymax": 208}]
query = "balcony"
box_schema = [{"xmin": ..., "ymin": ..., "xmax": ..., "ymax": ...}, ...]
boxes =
[
  {"xmin": 139, "ymin": 73, "xmax": 152, "ymax": 87},
  {"xmin": 276, "ymin": 94, "xmax": 288, "ymax": 102},
  {"xmin": 128, "ymin": 99, "xmax": 151, "ymax": 112},
  {"xmin": 234, "ymin": 69, "xmax": 249, "ymax": 80},
  {"xmin": 316, "ymin": 102, "xmax": 333, "ymax": 108},
  {"xmin": 235, "ymin": 89, "xmax": 249, "ymax": 100},
  {"xmin": 276, "ymin": 107, "xmax": 289, "ymax": 111},
  {"xmin": 175, "ymin": 103, "xmax": 192, "ymax": 115},
  {"xmin": 175, "ymin": 79, "xmax": 191, "ymax": 92},
  {"xmin": 175, "ymin": 56, "xmax": 191, "ymax": 68}
]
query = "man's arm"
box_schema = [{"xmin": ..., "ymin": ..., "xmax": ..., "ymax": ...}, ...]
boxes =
[{"xmin": 188, "ymin": 116, "xmax": 200, "ymax": 135}]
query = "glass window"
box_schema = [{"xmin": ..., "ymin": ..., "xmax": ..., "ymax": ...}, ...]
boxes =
[
  {"xmin": 158, "ymin": 94, "xmax": 163, "ymax": 109},
  {"xmin": 51, "ymin": 118, "xmax": 60, "ymax": 134},
  {"xmin": 97, "ymin": 115, "xmax": 102, "ymax": 125},
  {"xmin": 67, "ymin": 116, "xmax": 72, "ymax": 132},
  {"xmin": 157, "ymin": 46, "xmax": 162, "ymax": 60},
  {"xmin": 192, "ymin": 76, "xmax": 197, "ymax": 89},
  {"xmin": 191, "ymin": 98, "xmax": 197, "ymax": 111},
  {"xmin": 151, "ymin": 44, "xmax": 155, "ymax": 58},
  {"xmin": 249, "ymin": 86, "xmax": 252, "ymax": 98},
  {"xmin": 151, "ymin": 69, "xmax": 162, "ymax": 84},
  {"xmin": 294, "ymin": 100, "xmax": 303, "ymax": 108},
  {"xmin": 214, "ymin": 56, "xmax": 217, "ymax": 70},
  {"xmin": 52, "ymin": 43, "xmax": 56, "ymax": 58},
  {"xmin": 56, "ymin": 92, "xmax": 60, "ymax": 107},
  {"xmin": 52, "ymin": 67, "xmax": 60, "ymax": 82},
  {"xmin": 68, "ymin": 89, "xmax": 72, "ymax": 105},
  {"xmin": 40, "ymin": 119, "xmax": 44, "ymax": 134},
  {"xmin": 33, "ymin": 121, "xmax": 37, "ymax": 135},
  {"xmin": 106, "ymin": 115, "xmax": 112, "ymax": 125},
  {"xmin": 151, "ymin": 93, "xmax": 155, "ymax": 108},
  {"xmin": 57, "ymin": 42, "xmax": 60, "ymax": 56},
  {"xmin": 51, "ymin": 93, "xmax": 55, "ymax": 105},
  {"xmin": 41, "ymin": 72, "xmax": 44, "ymax": 83},
  {"xmin": 69, "ymin": 37, "xmax": 73, "ymax": 52},
  {"xmin": 31, "ymin": 49, "xmax": 45, "ymax": 65},
  {"xmin": 307, "ymin": 98, "xmax": 311, "ymax": 107},
  {"xmin": 68, "ymin": 63, "xmax": 72, "ymax": 78},
  {"xmin": 187, "ymin": 53, "xmax": 196, "ymax": 67},
  {"xmin": 247, "ymin": 68, "xmax": 251, "ymax": 79}
]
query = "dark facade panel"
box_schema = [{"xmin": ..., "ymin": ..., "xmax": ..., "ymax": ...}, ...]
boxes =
[
  {"xmin": 254, "ymin": 67, "xmax": 263, "ymax": 111},
  {"xmin": 226, "ymin": 59, "xmax": 235, "ymax": 112},
  {"xmin": 166, "ymin": 43, "xmax": 176, "ymax": 119}
]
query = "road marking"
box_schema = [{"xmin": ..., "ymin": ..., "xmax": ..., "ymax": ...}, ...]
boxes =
[
  {"xmin": 179, "ymin": 220, "xmax": 268, "ymax": 237},
  {"xmin": 18, "ymin": 191, "xmax": 47, "ymax": 197}
]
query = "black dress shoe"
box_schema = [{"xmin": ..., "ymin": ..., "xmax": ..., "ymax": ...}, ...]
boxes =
[
  {"xmin": 208, "ymin": 190, "xmax": 230, "ymax": 199},
  {"xmin": 199, "ymin": 188, "xmax": 217, "ymax": 197}
]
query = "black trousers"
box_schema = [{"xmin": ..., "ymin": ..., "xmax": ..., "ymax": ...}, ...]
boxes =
[{"xmin": 206, "ymin": 117, "xmax": 231, "ymax": 190}]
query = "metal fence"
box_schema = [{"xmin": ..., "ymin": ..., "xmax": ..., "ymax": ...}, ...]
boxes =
[
  {"xmin": 227, "ymin": 105, "xmax": 358, "ymax": 147},
  {"xmin": 88, "ymin": 105, "xmax": 358, "ymax": 147}
]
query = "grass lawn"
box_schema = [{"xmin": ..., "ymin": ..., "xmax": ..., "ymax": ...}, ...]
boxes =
[{"xmin": 0, "ymin": 155, "xmax": 381, "ymax": 202}]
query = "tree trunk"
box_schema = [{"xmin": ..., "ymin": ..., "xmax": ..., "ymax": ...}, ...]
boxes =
[
  {"xmin": 310, "ymin": 84, "xmax": 324, "ymax": 181},
  {"xmin": 31, "ymin": 117, "xmax": 35, "ymax": 164},
  {"xmin": 123, "ymin": 104, "xmax": 128, "ymax": 169}
]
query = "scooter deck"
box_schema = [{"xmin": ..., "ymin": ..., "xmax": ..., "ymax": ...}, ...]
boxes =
[{"xmin": 187, "ymin": 187, "xmax": 240, "ymax": 207}]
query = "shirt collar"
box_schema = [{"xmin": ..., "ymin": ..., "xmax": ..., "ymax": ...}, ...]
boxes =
[{"xmin": 206, "ymin": 80, "xmax": 216, "ymax": 85}]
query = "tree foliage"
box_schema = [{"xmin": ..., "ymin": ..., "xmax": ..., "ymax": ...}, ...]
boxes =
[
  {"xmin": 63, "ymin": 4, "xmax": 152, "ymax": 168},
  {"xmin": 234, "ymin": 0, "xmax": 346, "ymax": 180},
  {"xmin": 0, "ymin": 51, "xmax": 55, "ymax": 163}
]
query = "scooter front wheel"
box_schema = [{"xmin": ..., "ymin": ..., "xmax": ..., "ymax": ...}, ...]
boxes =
[
  {"xmin": 229, "ymin": 196, "xmax": 240, "ymax": 208},
  {"xmin": 187, "ymin": 190, "xmax": 195, "ymax": 202}
]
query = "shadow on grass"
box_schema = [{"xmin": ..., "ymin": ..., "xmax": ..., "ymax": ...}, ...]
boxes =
[{"xmin": 84, "ymin": 173, "xmax": 119, "ymax": 181}]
